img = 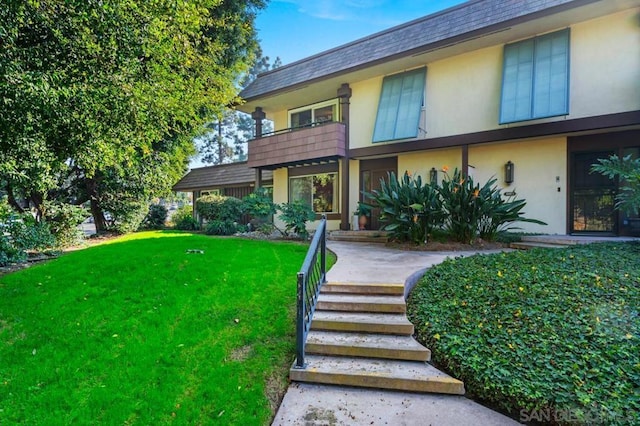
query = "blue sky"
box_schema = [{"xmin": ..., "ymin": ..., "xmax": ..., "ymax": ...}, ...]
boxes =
[{"xmin": 255, "ymin": 0, "xmax": 467, "ymax": 65}]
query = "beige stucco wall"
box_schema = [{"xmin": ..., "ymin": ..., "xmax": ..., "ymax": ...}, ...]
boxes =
[
  {"xmin": 271, "ymin": 167, "xmax": 288, "ymax": 231},
  {"xmin": 398, "ymin": 148, "xmax": 463, "ymax": 185},
  {"xmin": 469, "ymin": 137, "xmax": 567, "ymax": 234},
  {"xmin": 570, "ymin": 8, "xmax": 640, "ymax": 118},
  {"xmin": 270, "ymin": 110, "xmax": 288, "ymax": 132},
  {"xmin": 350, "ymin": 76, "xmax": 384, "ymax": 149},
  {"xmin": 426, "ymin": 45, "xmax": 503, "ymax": 138}
]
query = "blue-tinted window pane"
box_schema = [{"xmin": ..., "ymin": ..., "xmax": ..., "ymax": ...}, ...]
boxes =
[
  {"xmin": 372, "ymin": 74, "xmax": 403, "ymax": 142},
  {"xmin": 394, "ymin": 68, "xmax": 426, "ymax": 139},
  {"xmin": 500, "ymin": 40, "xmax": 534, "ymax": 123},
  {"xmin": 373, "ymin": 67, "xmax": 426, "ymax": 142},
  {"xmin": 500, "ymin": 29, "xmax": 569, "ymax": 124},
  {"xmin": 533, "ymin": 30, "xmax": 569, "ymax": 118}
]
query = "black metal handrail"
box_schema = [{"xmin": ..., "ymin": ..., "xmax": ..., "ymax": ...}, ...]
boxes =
[
  {"xmin": 258, "ymin": 120, "xmax": 337, "ymax": 138},
  {"xmin": 294, "ymin": 216, "xmax": 327, "ymax": 369}
]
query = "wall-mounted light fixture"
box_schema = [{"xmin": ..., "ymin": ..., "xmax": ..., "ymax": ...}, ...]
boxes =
[
  {"xmin": 505, "ymin": 161, "xmax": 514, "ymax": 185},
  {"xmin": 429, "ymin": 167, "xmax": 438, "ymax": 184}
]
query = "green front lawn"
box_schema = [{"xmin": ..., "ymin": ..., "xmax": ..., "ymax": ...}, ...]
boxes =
[
  {"xmin": 0, "ymin": 231, "xmax": 318, "ymax": 424},
  {"xmin": 408, "ymin": 242, "xmax": 639, "ymax": 425}
]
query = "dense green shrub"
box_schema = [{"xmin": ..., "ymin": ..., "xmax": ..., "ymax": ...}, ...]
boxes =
[
  {"xmin": 278, "ymin": 200, "xmax": 315, "ymax": 239},
  {"xmin": 438, "ymin": 169, "xmax": 544, "ymax": 242},
  {"xmin": 196, "ymin": 194, "xmax": 244, "ymax": 222},
  {"xmin": 0, "ymin": 198, "xmax": 56, "ymax": 265},
  {"xmin": 99, "ymin": 196, "xmax": 148, "ymax": 234},
  {"xmin": 365, "ymin": 171, "xmax": 443, "ymax": 244},
  {"xmin": 591, "ymin": 154, "xmax": 640, "ymax": 216},
  {"xmin": 407, "ymin": 242, "xmax": 640, "ymax": 424},
  {"xmin": 438, "ymin": 169, "xmax": 486, "ymax": 244},
  {"xmin": 367, "ymin": 168, "xmax": 545, "ymax": 244},
  {"xmin": 171, "ymin": 206, "xmax": 199, "ymax": 231},
  {"xmin": 45, "ymin": 202, "xmax": 89, "ymax": 247},
  {"xmin": 204, "ymin": 220, "xmax": 244, "ymax": 236},
  {"xmin": 11, "ymin": 218, "xmax": 56, "ymax": 252},
  {"xmin": 142, "ymin": 204, "xmax": 168, "ymax": 229},
  {"xmin": 243, "ymin": 187, "xmax": 276, "ymax": 226}
]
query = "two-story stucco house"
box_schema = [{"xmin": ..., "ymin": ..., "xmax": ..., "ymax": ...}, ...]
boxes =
[{"xmin": 238, "ymin": 0, "xmax": 640, "ymax": 236}]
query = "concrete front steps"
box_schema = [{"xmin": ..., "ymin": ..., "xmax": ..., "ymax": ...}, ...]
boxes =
[
  {"xmin": 290, "ymin": 282, "xmax": 465, "ymax": 395},
  {"xmin": 328, "ymin": 230, "xmax": 390, "ymax": 243}
]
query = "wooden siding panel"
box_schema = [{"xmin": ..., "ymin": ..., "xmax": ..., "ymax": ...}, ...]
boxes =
[{"xmin": 247, "ymin": 122, "xmax": 346, "ymax": 168}]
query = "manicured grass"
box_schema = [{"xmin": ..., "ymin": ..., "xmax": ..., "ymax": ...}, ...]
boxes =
[
  {"xmin": 0, "ymin": 231, "xmax": 320, "ymax": 424},
  {"xmin": 408, "ymin": 242, "xmax": 639, "ymax": 425}
]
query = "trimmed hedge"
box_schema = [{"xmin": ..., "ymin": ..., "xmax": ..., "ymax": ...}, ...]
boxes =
[
  {"xmin": 407, "ymin": 242, "xmax": 639, "ymax": 425},
  {"xmin": 195, "ymin": 194, "xmax": 243, "ymax": 222}
]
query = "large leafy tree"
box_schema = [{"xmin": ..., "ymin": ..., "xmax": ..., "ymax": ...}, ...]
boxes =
[
  {"xmin": 0, "ymin": 0, "xmax": 265, "ymax": 231},
  {"xmin": 197, "ymin": 48, "xmax": 280, "ymax": 165}
]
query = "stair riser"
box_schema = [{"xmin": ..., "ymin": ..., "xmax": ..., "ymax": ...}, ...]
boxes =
[
  {"xmin": 317, "ymin": 301, "xmax": 406, "ymax": 313},
  {"xmin": 328, "ymin": 237, "xmax": 388, "ymax": 243},
  {"xmin": 321, "ymin": 285, "xmax": 404, "ymax": 296},
  {"xmin": 289, "ymin": 371, "xmax": 465, "ymax": 395},
  {"xmin": 510, "ymin": 242, "xmax": 568, "ymax": 250},
  {"xmin": 306, "ymin": 343, "xmax": 430, "ymax": 362},
  {"xmin": 311, "ymin": 320, "xmax": 414, "ymax": 335}
]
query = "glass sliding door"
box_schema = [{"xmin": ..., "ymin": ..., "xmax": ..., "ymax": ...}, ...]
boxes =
[{"xmin": 570, "ymin": 151, "xmax": 617, "ymax": 234}]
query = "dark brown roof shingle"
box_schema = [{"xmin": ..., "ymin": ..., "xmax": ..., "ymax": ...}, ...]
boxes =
[
  {"xmin": 172, "ymin": 162, "xmax": 273, "ymax": 192},
  {"xmin": 240, "ymin": 0, "xmax": 585, "ymax": 100}
]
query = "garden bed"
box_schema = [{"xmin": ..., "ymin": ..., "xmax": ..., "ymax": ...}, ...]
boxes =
[{"xmin": 407, "ymin": 242, "xmax": 639, "ymax": 425}]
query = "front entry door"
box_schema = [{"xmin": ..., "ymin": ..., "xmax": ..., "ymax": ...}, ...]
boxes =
[
  {"xmin": 360, "ymin": 157, "xmax": 397, "ymax": 230},
  {"xmin": 570, "ymin": 151, "xmax": 617, "ymax": 234}
]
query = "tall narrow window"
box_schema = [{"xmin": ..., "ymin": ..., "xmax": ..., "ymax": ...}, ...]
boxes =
[
  {"xmin": 500, "ymin": 29, "xmax": 570, "ymax": 124},
  {"xmin": 373, "ymin": 67, "xmax": 426, "ymax": 143}
]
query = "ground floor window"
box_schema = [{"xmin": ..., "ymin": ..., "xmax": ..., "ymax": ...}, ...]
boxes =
[{"xmin": 289, "ymin": 173, "xmax": 338, "ymax": 213}]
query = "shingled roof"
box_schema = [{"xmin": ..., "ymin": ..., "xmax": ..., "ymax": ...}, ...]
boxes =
[
  {"xmin": 240, "ymin": 0, "xmax": 586, "ymax": 101},
  {"xmin": 172, "ymin": 162, "xmax": 273, "ymax": 192}
]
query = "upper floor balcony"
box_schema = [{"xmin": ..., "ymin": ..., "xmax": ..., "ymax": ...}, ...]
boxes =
[{"xmin": 247, "ymin": 121, "xmax": 346, "ymax": 169}]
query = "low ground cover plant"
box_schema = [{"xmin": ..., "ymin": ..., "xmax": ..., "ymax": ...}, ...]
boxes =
[
  {"xmin": 0, "ymin": 231, "xmax": 326, "ymax": 424},
  {"xmin": 407, "ymin": 242, "xmax": 639, "ymax": 424}
]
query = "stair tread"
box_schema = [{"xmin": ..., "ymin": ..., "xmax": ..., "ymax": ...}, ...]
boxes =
[
  {"xmin": 307, "ymin": 331, "xmax": 427, "ymax": 351},
  {"xmin": 297, "ymin": 355, "xmax": 456, "ymax": 381},
  {"xmin": 312, "ymin": 311, "xmax": 411, "ymax": 324},
  {"xmin": 290, "ymin": 355, "xmax": 465, "ymax": 395}
]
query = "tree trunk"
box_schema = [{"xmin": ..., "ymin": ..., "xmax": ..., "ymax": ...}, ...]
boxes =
[
  {"xmin": 217, "ymin": 118, "xmax": 224, "ymax": 163},
  {"xmin": 5, "ymin": 183, "xmax": 26, "ymax": 213},
  {"xmin": 29, "ymin": 191, "xmax": 45, "ymax": 222},
  {"xmin": 85, "ymin": 177, "xmax": 107, "ymax": 233}
]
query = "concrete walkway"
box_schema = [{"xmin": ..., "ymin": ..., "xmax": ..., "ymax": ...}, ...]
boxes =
[{"xmin": 272, "ymin": 241, "xmax": 519, "ymax": 425}]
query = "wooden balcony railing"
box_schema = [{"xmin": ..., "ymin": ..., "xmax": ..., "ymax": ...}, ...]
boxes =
[{"xmin": 248, "ymin": 122, "xmax": 346, "ymax": 168}]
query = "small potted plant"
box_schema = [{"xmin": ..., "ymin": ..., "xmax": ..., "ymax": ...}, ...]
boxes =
[{"xmin": 353, "ymin": 202, "xmax": 371, "ymax": 230}]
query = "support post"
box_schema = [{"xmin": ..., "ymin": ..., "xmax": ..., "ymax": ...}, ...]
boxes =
[
  {"xmin": 255, "ymin": 168, "xmax": 262, "ymax": 188},
  {"xmin": 338, "ymin": 84, "xmax": 352, "ymax": 230},
  {"xmin": 461, "ymin": 145, "xmax": 469, "ymax": 177},
  {"xmin": 251, "ymin": 107, "xmax": 266, "ymax": 138}
]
